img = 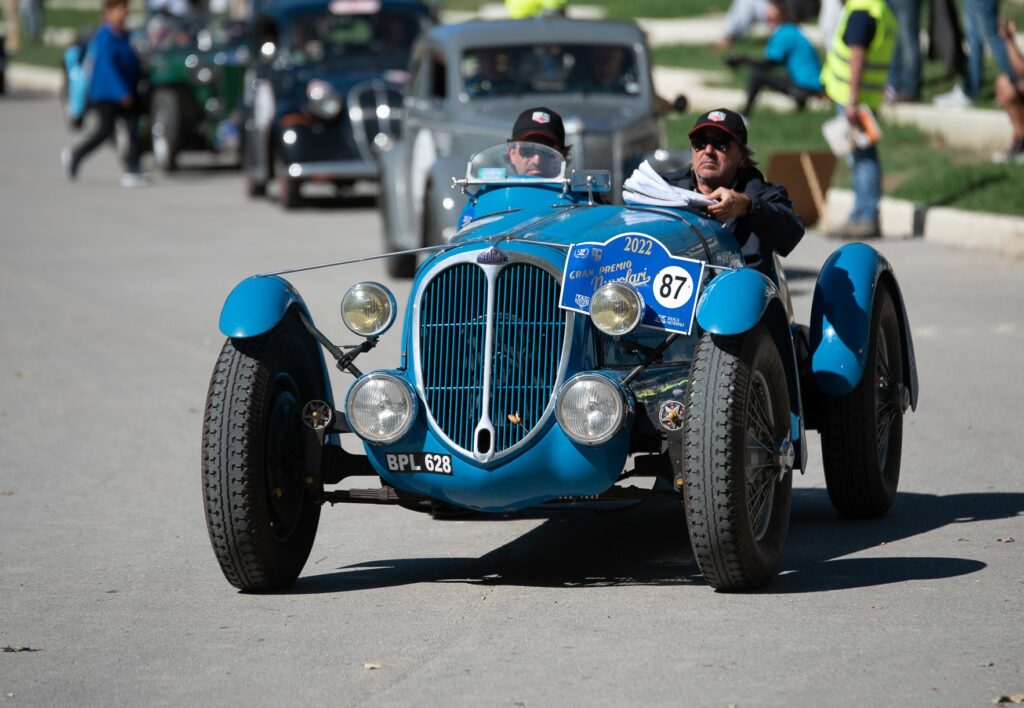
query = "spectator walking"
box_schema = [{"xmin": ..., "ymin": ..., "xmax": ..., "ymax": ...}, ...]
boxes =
[
  {"xmin": 934, "ymin": 0, "xmax": 1013, "ymax": 108},
  {"xmin": 19, "ymin": 0, "xmax": 44, "ymax": 44},
  {"xmin": 820, "ymin": 0, "xmax": 897, "ymax": 239},
  {"xmin": 60, "ymin": 0, "xmax": 148, "ymax": 186},
  {"xmin": 727, "ymin": 0, "xmax": 823, "ymax": 115},
  {"xmin": 885, "ymin": 0, "xmax": 921, "ymax": 101}
]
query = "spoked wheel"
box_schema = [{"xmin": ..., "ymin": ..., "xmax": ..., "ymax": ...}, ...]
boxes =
[
  {"xmin": 202, "ymin": 312, "xmax": 326, "ymax": 592},
  {"xmin": 820, "ymin": 286, "xmax": 906, "ymax": 518},
  {"xmin": 682, "ymin": 325, "xmax": 793, "ymax": 591}
]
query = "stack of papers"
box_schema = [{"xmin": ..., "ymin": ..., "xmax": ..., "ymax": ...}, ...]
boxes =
[
  {"xmin": 623, "ymin": 160, "xmax": 717, "ymax": 209},
  {"xmin": 821, "ymin": 105, "xmax": 882, "ymax": 157}
]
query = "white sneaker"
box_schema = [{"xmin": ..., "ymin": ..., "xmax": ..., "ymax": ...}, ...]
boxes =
[
  {"xmin": 120, "ymin": 172, "xmax": 152, "ymax": 187},
  {"xmin": 932, "ymin": 84, "xmax": 972, "ymax": 109}
]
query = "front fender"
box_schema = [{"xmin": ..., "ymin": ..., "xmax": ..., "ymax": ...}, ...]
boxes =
[
  {"xmin": 695, "ymin": 267, "xmax": 780, "ymax": 335},
  {"xmin": 810, "ymin": 243, "xmax": 919, "ymax": 406},
  {"xmin": 218, "ymin": 275, "xmax": 311, "ymax": 338}
]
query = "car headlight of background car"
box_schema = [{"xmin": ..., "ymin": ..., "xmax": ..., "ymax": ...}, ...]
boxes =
[
  {"xmin": 341, "ymin": 282, "xmax": 396, "ymax": 337},
  {"xmin": 346, "ymin": 373, "xmax": 417, "ymax": 445},
  {"xmin": 589, "ymin": 281, "xmax": 644, "ymax": 336},
  {"xmin": 555, "ymin": 374, "xmax": 628, "ymax": 445},
  {"xmin": 185, "ymin": 54, "xmax": 219, "ymax": 84},
  {"xmin": 306, "ymin": 79, "xmax": 341, "ymax": 120}
]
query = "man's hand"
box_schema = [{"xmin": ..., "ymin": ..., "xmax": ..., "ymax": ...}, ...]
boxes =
[
  {"xmin": 844, "ymin": 102, "xmax": 860, "ymax": 126},
  {"xmin": 705, "ymin": 187, "xmax": 751, "ymax": 221}
]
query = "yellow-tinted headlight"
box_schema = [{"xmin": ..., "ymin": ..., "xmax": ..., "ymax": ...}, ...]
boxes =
[
  {"xmin": 341, "ymin": 282, "xmax": 396, "ymax": 337},
  {"xmin": 589, "ymin": 281, "xmax": 643, "ymax": 336}
]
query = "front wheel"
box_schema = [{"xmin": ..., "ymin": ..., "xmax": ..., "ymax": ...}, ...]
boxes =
[
  {"xmin": 201, "ymin": 312, "xmax": 326, "ymax": 591},
  {"xmin": 150, "ymin": 89, "xmax": 180, "ymax": 173},
  {"xmin": 820, "ymin": 286, "xmax": 905, "ymax": 518},
  {"xmin": 682, "ymin": 325, "xmax": 793, "ymax": 591}
]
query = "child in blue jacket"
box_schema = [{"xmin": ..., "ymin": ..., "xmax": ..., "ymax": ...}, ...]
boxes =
[{"xmin": 62, "ymin": 0, "xmax": 147, "ymax": 185}]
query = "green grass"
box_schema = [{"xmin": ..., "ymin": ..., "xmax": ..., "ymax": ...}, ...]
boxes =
[
  {"xmin": 665, "ymin": 107, "xmax": 1024, "ymax": 217},
  {"xmin": 44, "ymin": 7, "xmax": 101, "ymax": 31},
  {"xmin": 6, "ymin": 42, "xmax": 65, "ymax": 68}
]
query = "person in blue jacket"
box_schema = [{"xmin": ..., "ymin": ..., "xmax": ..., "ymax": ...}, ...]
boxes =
[
  {"xmin": 726, "ymin": 0, "xmax": 823, "ymax": 116},
  {"xmin": 61, "ymin": 0, "xmax": 147, "ymax": 185}
]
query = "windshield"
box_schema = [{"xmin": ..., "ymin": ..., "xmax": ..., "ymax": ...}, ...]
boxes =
[
  {"xmin": 460, "ymin": 44, "xmax": 641, "ymax": 99},
  {"xmin": 467, "ymin": 142, "xmax": 567, "ymax": 181},
  {"xmin": 283, "ymin": 8, "xmax": 421, "ymax": 66}
]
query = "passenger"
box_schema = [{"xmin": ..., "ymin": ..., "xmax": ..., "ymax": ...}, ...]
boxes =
[
  {"xmin": 60, "ymin": 0, "xmax": 148, "ymax": 186},
  {"xmin": 662, "ymin": 109, "xmax": 804, "ymax": 272},
  {"xmin": 506, "ymin": 106, "xmax": 569, "ymax": 176}
]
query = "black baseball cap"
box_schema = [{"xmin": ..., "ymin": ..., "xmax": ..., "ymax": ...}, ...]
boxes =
[
  {"xmin": 510, "ymin": 107, "xmax": 566, "ymax": 148},
  {"xmin": 688, "ymin": 108, "xmax": 748, "ymax": 146}
]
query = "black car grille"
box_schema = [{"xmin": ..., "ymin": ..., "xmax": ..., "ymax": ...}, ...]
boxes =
[
  {"xmin": 347, "ymin": 79, "xmax": 402, "ymax": 160},
  {"xmin": 418, "ymin": 261, "xmax": 567, "ymax": 458}
]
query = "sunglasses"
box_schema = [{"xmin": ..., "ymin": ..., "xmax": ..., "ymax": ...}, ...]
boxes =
[
  {"xmin": 690, "ymin": 135, "xmax": 734, "ymax": 152},
  {"xmin": 516, "ymin": 144, "xmax": 556, "ymax": 158}
]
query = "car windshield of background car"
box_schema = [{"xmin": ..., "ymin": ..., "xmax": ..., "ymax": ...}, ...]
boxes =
[
  {"xmin": 285, "ymin": 9, "xmax": 421, "ymax": 66},
  {"xmin": 460, "ymin": 44, "xmax": 640, "ymax": 99}
]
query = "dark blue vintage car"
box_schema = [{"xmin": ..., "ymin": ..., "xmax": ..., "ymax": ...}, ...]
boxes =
[
  {"xmin": 203, "ymin": 145, "xmax": 919, "ymax": 592},
  {"xmin": 241, "ymin": 0, "xmax": 431, "ymax": 207}
]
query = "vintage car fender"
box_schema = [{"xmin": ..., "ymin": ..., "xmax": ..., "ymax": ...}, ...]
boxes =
[
  {"xmin": 425, "ymin": 155, "xmax": 470, "ymax": 243},
  {"xmin": 218, "ymin": 275, "xmax": 311, "ymax": 338},
  {"xmin": 809, "ymin": 242, "xmax": 919, "ymax": 406},
  {"xmin": 378, "ymin": 138, "xmax": 418, "ymax": 251},
  {"xmin": 694, "ymin": 267, "xmax": 807, "ymax": 470}
]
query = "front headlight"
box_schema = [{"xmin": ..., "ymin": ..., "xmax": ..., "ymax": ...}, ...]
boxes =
[
  {"xmin": 555, "ymin": 374, "xmax": 627, "ymax": 445},
  {"xmin": 306, "ymin": 79, "xmax": 341, "ymax": 119},
  {"xmin": 341, "ymin": 282, "xmax": 396, "ymax": 337},
  {"xmin": 589, "ymin": 281, "xmax": 644, "ymax": 336},
  {"xmin": 345, "ymin": 373, "xmax": 416, "ymax": 445}
]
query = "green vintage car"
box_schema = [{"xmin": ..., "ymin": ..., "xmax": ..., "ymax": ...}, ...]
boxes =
[{"xmin": 146, "ymin": 15, "xmax": 250, "ymax": 171}]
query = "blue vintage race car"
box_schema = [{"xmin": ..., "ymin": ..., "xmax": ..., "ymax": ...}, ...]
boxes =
[{"xmin": 203, "ymin": 144, "xmax": 919, "ymax": 592}]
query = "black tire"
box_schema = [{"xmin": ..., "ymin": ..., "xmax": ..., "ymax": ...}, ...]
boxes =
[
  {"xmin": 820, "ymin": 286, "xmax": 904, "ymax": 518},
  {"xmin": 682, "ymin": 325, "xmax": 793, "ymax": 591},
  {"xmin": 202, "ymin": 312, "xmax": 326, "ymax": 592},
  {"xmin": 276, "ymin": 159, "xmax": 301, "ymax": 209},
  {"xmin": 151, "ymin": 89, "xmax": 180, "ymax": 173},
  {"xmin": 246, "ymin": 174, "xmax": 267, "ymax": 197}
]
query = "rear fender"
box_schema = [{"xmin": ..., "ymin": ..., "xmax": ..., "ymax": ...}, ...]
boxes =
[
  {"xmin": 218, "ymin": 275, "xmax": 311, "ymax": 338},
  {"xmin": 810, "ymin": 243, "xmax": 919, "ymax": 408},
  {"xmin": 696, "ymin": 269, "xmax": 806, "ymax": 470}
]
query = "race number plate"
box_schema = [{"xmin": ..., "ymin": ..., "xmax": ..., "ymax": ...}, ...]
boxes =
[
  {"xmin": 559, "ymin": 233, "xmax": 706, "ymax": 335},
  {"xmin": 384, "ymin": 452, "xmax": 453, "ymax": 475}
]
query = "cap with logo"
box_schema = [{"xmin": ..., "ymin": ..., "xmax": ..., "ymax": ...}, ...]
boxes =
[
  {"xmin": 688, "ymin": 108, "xmax": 748, "ymax": 146},
  {"xmin": 510, "ymin": 106, "xmax": 566, "ymax": 148}
]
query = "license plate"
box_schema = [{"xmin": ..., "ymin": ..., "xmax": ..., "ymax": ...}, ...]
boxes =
[{"xmin": 384, "ymin": 452, "xmax": 452, "ymax": 475}]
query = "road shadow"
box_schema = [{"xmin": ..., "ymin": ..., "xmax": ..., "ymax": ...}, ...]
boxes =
[{"xmin": 284, "ymin": 490, "xmax": 1019, "ymax": 595}]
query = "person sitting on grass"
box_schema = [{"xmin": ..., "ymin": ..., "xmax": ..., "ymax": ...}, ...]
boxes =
[{"xmin": 726, "ymin": 0, "xmax": 823, "ymax": 116}]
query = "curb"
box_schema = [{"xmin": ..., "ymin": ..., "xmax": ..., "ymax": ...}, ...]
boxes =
[
  {"xmin": 7, "ymin": 63, "xmax": 63, "ymax": 93},
  {"xmin": 825, "ymin": 188, "xmax": 1024, "ymax": 257}
]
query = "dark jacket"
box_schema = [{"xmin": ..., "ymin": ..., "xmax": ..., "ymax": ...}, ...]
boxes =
[{"xmin": 662, "ymin": 164, "xmax": 805, "ymax": 268}]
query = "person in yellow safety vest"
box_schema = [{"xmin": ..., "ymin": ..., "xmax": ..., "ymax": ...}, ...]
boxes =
[
  {"xmin": 505, "ymin": 0, "xmax": 566, "ymax": 20},
  {"xmin": 821, "ymin": 0, "xmax": 896, "ymax": 240}
]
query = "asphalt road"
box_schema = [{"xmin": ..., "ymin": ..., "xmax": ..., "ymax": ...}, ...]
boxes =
[{"xmin": 1, "ymin": 88, "xmax": 1022, "ymax": 707}]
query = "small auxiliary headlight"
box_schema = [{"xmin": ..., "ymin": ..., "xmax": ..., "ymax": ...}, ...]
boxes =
[
  {"xmin": 341, "ymin": 282, "xmax": 396, "ymax": 337},
  {"xmin": 589, "ymin": 281, "xmax": 644, "ymax": 336},
  {"xmin": 555, "ymin": 374, "xmax": 627, "ymax": 445},
  {"xmin": 306, "ymin": 79, "xmax": 341, "ymax": 119},
  {"xmin": 345, "ymin": 373, "xmax": 416, "ymax": 445}
]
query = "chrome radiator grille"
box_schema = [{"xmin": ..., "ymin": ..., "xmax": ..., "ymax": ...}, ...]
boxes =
[
  {"xmin": 417, "ymin": 259, "xmax": 567, "ymax": 460},
  {"xmin": 347, "ymin": 79, "xmax": 403, "ymax": 162}
]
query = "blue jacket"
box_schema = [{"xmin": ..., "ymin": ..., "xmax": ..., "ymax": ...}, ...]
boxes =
[
  {"xmin": 88, "ymin": 23, "xmax": 140, "ymax": 104},
  {"xmin": 765, "ymin": 23, "xmax": 823, "ymax": 91}
]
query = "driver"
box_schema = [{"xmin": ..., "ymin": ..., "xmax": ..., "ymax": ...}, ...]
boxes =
[{"xmin": 507, "ymin": 106, "xmax": 568, "ymax": 176}]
